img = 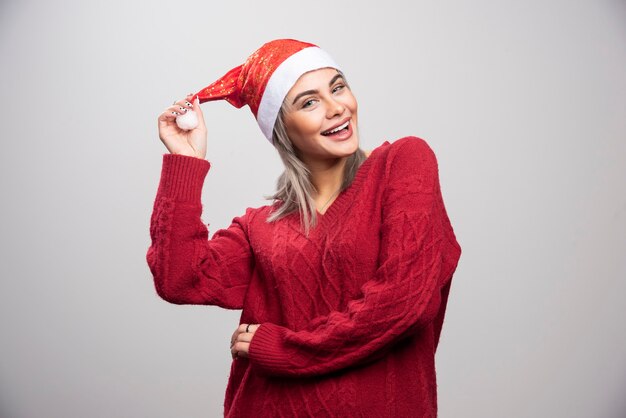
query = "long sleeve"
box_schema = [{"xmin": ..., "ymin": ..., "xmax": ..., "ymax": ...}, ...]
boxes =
[
  {"xmin": 247, "ymin": 137, "xmax": 460, "ymax": 377},
  {"xmin": 146, "ymin": 154, "xmax": 255, "ymax": 309}
]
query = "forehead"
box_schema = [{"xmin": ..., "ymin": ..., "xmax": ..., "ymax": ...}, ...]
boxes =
[{"xmin": 287, "ymin": 67, "xmax": 342, "ymax": 96}]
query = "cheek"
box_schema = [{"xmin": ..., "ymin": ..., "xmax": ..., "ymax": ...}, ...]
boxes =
[
  {"xmin": 349, "ymin": 95, "xmax": 358, "ymax": 112},
  {"xmin": 286, "ymin": 116, "xmax": 306, "ymax": 139},
  {"xmin": 286, "ymin": 119, "xmax": 315, "ymax": 151},
  {"xmin": 292, "ymin": 114, "xmax": 323, "ymax": 136}
]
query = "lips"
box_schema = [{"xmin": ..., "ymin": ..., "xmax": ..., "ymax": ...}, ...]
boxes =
[{"xmin": 321, "ymin": 117, "xmax": 351, "ymax": 136}]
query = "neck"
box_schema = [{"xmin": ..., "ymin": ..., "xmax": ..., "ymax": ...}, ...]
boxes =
[{"xmin": 306, "ymin": 156, "xmax": 347, "ymax": 199}]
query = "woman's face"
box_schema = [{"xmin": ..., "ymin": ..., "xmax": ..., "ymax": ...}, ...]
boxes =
[{"xmin": 283, "ymin": 67, "xmax": 359, "ymax": 165}]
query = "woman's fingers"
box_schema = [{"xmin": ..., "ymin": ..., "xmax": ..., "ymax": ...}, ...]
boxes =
[
  {"xmin": 237, "ymin": 333, "xmax": 254, "ymax": 343},
  {"xmin": 157, "ymin": 109, "xmax": 176, "ymax": 122},
  {"xmin": 231, "ymin": 342, "xmax": 250, "ymax": 358},
  {"xmin": 159, "ymin": 102, "xmax": 191, "ymax": 121},
  {"xmin": 171, "ymin": 95, "xmax": 195, "ymax": 112},
  {"xmin": 231, "ymin": 343, "xmax": 249, "ymax": 359},
  {"xmin": 170, "ymin": 104, "xmax": 190, "ymax": 115},
  {"xmin": 230, "ymin": 324, "xmax": 261, "ymax": 359}
]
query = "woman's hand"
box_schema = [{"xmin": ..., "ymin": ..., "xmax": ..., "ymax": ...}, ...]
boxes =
[
  {"xmin": 230, "ymin": 323, "xmax": 261, "ymax": 359},
  {"xmin": 157, "ymin": 93, "xmax": 207, "ymax": 159}
]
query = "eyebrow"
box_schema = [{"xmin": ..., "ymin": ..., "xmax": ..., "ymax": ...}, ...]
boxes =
[{"xmin": 291, "ymin": 73, "xmax": 345, "ymax": 105}]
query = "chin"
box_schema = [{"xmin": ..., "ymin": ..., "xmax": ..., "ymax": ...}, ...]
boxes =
[{"xmin": 322, "ymin": 137, "xmax": 359, "ymax": 158}]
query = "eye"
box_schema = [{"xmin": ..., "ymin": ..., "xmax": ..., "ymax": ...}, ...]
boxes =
[
  {"xmin": 332, "ymin": 84, "xmax": 345, "ymax": 93},
  {"xmin": 302, "ymin": 98, "xmax": 317, "ymax": 109}
]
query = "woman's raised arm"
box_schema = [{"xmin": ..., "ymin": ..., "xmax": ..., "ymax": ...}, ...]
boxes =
[{"xmin": 146, "ymin": 97, "xmax": 255, "ymax": 309}]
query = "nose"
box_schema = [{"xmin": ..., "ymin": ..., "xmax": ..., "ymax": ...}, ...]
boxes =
[{"xmin": 326, "ymin": 96, "xmax": 345, "ymax": 118}]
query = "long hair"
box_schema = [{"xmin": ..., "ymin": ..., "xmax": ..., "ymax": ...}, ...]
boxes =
[{"xmin": 266, "ymin": 71, "xmax": 367, "ymax": 234}]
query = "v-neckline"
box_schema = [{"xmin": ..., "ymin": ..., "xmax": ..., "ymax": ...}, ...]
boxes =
[
  {"xmin": 315, "ymin": 193, "xmax": 340, "ymax": 217},
  {"xmin": 312, "ymin": 142, "xmax": 390, "ymax": 231}
]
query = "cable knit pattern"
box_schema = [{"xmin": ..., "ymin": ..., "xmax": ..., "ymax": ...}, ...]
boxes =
[{"xmin": 146, "ymin": 136, "xmax": 462, "ymax": 418}]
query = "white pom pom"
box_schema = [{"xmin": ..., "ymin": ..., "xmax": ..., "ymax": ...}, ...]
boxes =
[{"xmin": 176, "ymin": 110, "xmax": 199, "ymax": 130}]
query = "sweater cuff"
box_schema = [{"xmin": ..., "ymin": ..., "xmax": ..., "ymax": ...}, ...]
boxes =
[
  {"xmin": 156, "ymin": 154, "xmax": 210, "ymax": 203},
  {"xmin": 248, "ymin": 322, "xmax": 290, "ymax": 375}
]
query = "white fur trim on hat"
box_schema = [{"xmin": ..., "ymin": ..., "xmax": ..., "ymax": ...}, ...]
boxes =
[{"xmin": 256, "ymin": 47, "xmax": 341, "ymax": 143}]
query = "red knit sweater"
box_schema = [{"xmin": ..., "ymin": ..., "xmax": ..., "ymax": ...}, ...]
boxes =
[{"xmin": 147, "ymin": 136, "xmax": 462, "ymax": 418}]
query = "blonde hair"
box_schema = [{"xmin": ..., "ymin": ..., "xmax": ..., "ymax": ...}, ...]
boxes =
[{"xmin": 266, "ymin": 71, "xmax": 366, "ymax": 234}]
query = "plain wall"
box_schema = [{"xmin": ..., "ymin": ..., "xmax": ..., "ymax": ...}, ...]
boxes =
[{"xmin": 0, "ymin": 0, "xmax": 624, "ymax": 417}]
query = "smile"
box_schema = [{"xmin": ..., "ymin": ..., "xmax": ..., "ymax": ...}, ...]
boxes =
[{"xmin": 321, "ymin": 119, "xmax": 350, "ymax": 136}]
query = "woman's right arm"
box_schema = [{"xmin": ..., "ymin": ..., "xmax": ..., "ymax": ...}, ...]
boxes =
[{"xmin": 146, "ymin": 95, "xmax": 254, "ymax": 309}]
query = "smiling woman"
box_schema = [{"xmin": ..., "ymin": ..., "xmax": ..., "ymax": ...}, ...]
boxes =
[
  {"xmin": 283, "ymin": 69, "xmax": 359, "ymax": 159},
  {"xmin": 269, "ymin": 67, "xmax": 367, "ymax": 231},
  {"xmin": 148, "ymin": 38, "xmax": 462, "ymax": 418}
]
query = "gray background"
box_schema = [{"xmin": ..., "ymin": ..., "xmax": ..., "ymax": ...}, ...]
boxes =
[{"xmin": 1, "ymin": 0, "xmax": 625, "ymax": 417}]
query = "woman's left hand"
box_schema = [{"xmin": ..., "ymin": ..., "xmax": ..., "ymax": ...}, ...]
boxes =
[{"xmin": 230, "ymin": 323, "xmax": 260, "ymax": 359}]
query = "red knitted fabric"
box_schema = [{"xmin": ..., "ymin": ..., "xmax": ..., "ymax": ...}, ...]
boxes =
[{"xmin": 146, "ymin": 136, "xmax": 462, "ymax": 418}]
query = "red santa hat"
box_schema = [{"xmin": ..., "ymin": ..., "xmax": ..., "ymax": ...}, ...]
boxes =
[{"xmin": 176, "ymin": 38, "xmax": 342, "ymax": 143}]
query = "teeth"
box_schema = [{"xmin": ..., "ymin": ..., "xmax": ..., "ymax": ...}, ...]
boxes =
[{"xmin": 323, "ymin": 121, "xmax": 349, "ymax": 135}]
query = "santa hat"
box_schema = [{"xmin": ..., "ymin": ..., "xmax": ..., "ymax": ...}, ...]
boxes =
[{"xmin": 176, "ymin": 39, "xmax": 341, "ymax": 143}]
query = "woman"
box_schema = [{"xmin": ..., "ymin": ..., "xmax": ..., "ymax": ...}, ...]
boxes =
[{"xmin": 148, "ymin": 39, "xmax": 461, "ymax": 418}]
